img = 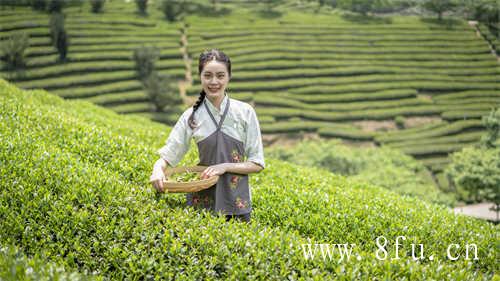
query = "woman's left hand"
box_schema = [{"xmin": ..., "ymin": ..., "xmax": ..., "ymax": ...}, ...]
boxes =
[{"xmin": 201, "ymin": 164, "xmax": 228, "ymax": 179}]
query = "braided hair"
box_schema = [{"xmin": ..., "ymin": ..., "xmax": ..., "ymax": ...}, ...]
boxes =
[{"xmin": 188, "ymin": 49, "xmax": 232, "ymax": 129}]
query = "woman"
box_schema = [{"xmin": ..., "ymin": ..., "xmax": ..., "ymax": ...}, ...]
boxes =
[{"xmin": 150, "ymin": 49, "xmax": 265, "ymax": 223}]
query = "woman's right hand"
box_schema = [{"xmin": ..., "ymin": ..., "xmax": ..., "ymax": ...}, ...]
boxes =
[{"xmin": 150, "ymin": 158, "xmax": 167, "ymax": 193}]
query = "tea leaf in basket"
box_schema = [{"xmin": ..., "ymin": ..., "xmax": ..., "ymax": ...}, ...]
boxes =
[{"xmin": 169, "ymin": 171, "xmax": 201, "ymax": 182}]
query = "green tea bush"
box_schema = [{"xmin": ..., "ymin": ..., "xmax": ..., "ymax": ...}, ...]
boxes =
[
  {"xmin": 0, "ymin": 80, "xmax": 497, "ymax": 279},
  {"xmin": 0, "ymin": 246, "xmax": 93, "ymax": 281}
]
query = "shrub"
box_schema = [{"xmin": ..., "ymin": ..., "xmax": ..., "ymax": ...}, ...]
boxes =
[
  {"xmin": 0, "ymin": 246, "xmax": 93, "ymax": 280},
  {"xmin": 49, "ymin": 12, "xmax": 68, "ymax": 62},
  {"xmin": 135, "ymin": 0, "xmax": 147, "ymax": 15},
  {"xmin": 160, "ymin": 0, "xmax": 184, "ymax": 22},
  {"xmin": 0, "ymin": 33, "xmax": 29, "ymax": 70},
  {"xmin": 394, "ymin": 115, "xmax": 405, "ymax": 129},
  {"xmin": 30, "ymin": 0, "xmax": 46, "ymax": 10},
  {"xmin": 143, "ymin": 71, "xmax": 182, "ymax": 112},
  {"xmin": 481, "ymin": 107, "xmax": 499, "ymax": 148},
  {"xmin": 47, "ymin": 0, "xmax": 63, "ymax": 12},
  {"xmin": 89, "ymin": 0, "xmax": 103, "ymax": 13},
  {"xmin": 446, "ymin": 108, "xmax": 500, "ymax": 213},
  {"xmin": 446, "ymin": 146, "xmax": 500, "ymax": 205},
  {"xmin": 133, "ymin": 45, "xmax": 159, "ymax": 82},
  {"xmin": 266, "ymin": 139, "xmax": 455, "ymax": 205},
  {"xmin": 338, "ymin": 0, "xmax": 374, "ymax": 15}
]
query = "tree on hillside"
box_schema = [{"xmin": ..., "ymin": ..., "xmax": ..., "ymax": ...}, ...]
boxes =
[
  {"xmin": 161, "ymin": 0, "xmax": 185, "ymax": 22},
  {"xmin": 135, "ymin": 0, "xmax": 148, "ymax": 15},
  {"xmin": 338, "ymin": 0, "xmax": 373, "ymax": 15},
  {"xmin": 47, "ymin": 0, "xmax": 63, "ymax": 13},
  {"xmin": 30, "ymin": 0, "xmax": 46, "ymax": 11},
  {"xmin": 49, "ymin": 12, "xmax": 69, "ymax": 62},
  {"xmin": 446, "ymin": 108, "xmax": 500, "ymax": 219},
  {"xmin": 1, "ymin": 33, "xmax": 29, "ymax": 71},
  {"xmin": 90, "ymin": 0, "xmax": 104, "ymax": 13},
  {"xmin": 422, "ymin": 0, "xmax": 457, "ymax": 21},
  {"xmin": 262, "ymin": 0, "xmax": 283, "ymax": 10},
  {"xmin": 133, "ymin": 46, "xmax": 182, "ymax": 112},
  {"xmin": 143, "ymin": 71, "xmax": 182, "ymax": 112},
  {"xmin": 133, "ymin": 45, "xmax": 159, "ymax": 82},
  {"xmin": 469, "ymin": 0, "xmax": 499, "ymax": 32},
  {"xmin": 481, "ymin": 107, "xmax": 500, "ymax": 149}
]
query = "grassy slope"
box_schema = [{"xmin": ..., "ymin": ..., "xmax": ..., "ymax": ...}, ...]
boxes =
[{"xmin": 0, "ymin": 79, "xmax": 498, "ymax": 279}]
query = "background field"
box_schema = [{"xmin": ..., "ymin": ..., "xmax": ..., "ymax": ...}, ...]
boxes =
[{"xmin": 1, "ymin": 1, "xmax": 498, "ymax": 187}]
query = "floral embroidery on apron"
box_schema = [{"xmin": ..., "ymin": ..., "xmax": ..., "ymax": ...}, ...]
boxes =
[{"xmin": 186, "ymin": 99, "xmax": 251, "ymax": 215}]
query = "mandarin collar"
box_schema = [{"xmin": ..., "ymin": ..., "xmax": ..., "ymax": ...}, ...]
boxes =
[{"xmin": 204, "ymin": 92, "xmax": 229, "ymax": 115}]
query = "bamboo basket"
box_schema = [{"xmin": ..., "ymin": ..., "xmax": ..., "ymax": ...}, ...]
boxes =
[{"xmin": 162, "ymin": 165, "xmax": 218, "ymax": 193}]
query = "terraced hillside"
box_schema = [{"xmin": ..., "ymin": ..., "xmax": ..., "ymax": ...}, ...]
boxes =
[
  {"xmin": 184, "ymin": 9, "xmax": 500, "ymax": 174},
  {"xmin": 0, "ymin": 2, "xmax": 185, "ymax": 123},
  {"xmin": 0, "ymin": 79, "xmax": 498, "ymax": 279},
  {"xmin": 1, "ymin": 2, "xmax": 499, "ymax": 176}
]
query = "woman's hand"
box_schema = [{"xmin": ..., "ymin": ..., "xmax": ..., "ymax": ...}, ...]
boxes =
[
  {"xmin": 201, "ymin": 164, "xmax": 228, "ymax": 179},
  {"xmin": 150, "ymin": 158, "xmax": 167, "ymax": 193}
]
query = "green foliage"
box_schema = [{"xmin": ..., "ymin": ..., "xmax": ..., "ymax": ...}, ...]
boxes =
[
  {"xmin": 133, "ymin": 45, "xmax": 159, "ymax": 82},
  {"xmin": 338, "ymin": 0, "xmax": 374, "ymax": 15},
  {"xmin": 421, "ymin": 0, "xmax": 457, "ymax": 20},
  {"xmin": 1, "ymin": 33, "xmax": 29, "ymax": 71},
  {"xmin": 135, "ymin": 0, "xmax": 148, "ymax": 15},
  {"xmin": 160, "ymin": 0, "xmax": 184, "ymax": 22},
  {"xmin": 480, "ymin": 107, "xmax": 500, "ymax": 148},
  {"xmin": 462, "ymin": 0, "xmax": 499, "ymax": 32},
  {"xmin": 0, "ymin": 246, "xmax": 95, "ymax": 281},
  {"xmin": 394, "ymin": 115, "xmax": 405, "ymax": 129},
  {"xmin": 132, "ymin": 45, "xmax": 180, "ymax": 112},
  {"xmin": 49, "ymin": 12, "xmax": 68, "ymax": 62},
  {"xmin": 446, "ymin": 146, "xmax": 500, "ymax": 204},
  {"xmin": 446, "ymin": 109, "xmax": 500, "ymax": 208},
  {"xmin": 30, "ymin": 0, "xmax": 46, "ymax": 10},
  {"xmin": 47, "ymin": 0, "xmax": 63, "ymax": 13},
  {"xmin": 89, "ymin": 0, "xmax": 104, "ymax": 13},
  {"xmin": 143, "ymin": 71, "xmax": 181, "ymax": 112},
  {"xmin": 266, "ymin": 139, "xmax": 455, "ymax": 206},
  {"xmin": 0, "ymin": 80, "xmax": 497, "ymax": 279}
]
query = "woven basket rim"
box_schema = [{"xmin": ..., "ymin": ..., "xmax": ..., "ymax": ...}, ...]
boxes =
[{"xmin": 162, "ymin": 165, "xmax": 218, "ymax": 193}]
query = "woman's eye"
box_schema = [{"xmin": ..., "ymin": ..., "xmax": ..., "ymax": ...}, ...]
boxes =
[{"xmin": 217, "ymin": 75, "xmax": 225, "ymax": 79}]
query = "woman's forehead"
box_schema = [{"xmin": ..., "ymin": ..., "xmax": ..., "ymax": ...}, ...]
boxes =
[{"xmin": 202, "ymin": 60, "xmax": 228, "ymax": 73}]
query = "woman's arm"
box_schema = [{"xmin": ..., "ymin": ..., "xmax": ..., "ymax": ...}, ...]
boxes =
[{"xmin": 200, "ymin": 162, "xmax": 263, "ymax": 179}]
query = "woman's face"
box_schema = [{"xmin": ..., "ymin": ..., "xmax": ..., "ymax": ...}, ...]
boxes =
[{"xmin": 201, "ymin": 59, "xmax": 230, "ymax": 101}]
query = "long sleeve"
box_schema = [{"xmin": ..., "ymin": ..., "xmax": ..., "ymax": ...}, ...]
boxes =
[
  {"xmin": 157, "ymin": 109, "xmax": 193, "ymax": 167},
  {"xmin": 244, "ymin": 105, "xmax": 265, "ymax": 169}
]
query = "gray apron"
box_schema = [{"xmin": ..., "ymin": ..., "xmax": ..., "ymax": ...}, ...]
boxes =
[{"xmin": 186, "ymin": 99, "xmax": 251, "ymax": 215}]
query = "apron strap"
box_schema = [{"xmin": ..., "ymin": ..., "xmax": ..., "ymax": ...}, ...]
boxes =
[{"xmin": 204, "ymin": 98, "xmax": 231, "ymax": 131}]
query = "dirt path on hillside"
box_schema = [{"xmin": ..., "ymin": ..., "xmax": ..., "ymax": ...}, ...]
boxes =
[
  {"xmin": 468, "ymin": 21, "xmax": 499, "ymax": 62},
  {"xmin": 179, "ymin": 22, "xmax": 196, "ymax": 106}
]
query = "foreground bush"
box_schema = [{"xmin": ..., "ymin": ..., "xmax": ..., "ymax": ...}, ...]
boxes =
[{"xmin": 0, "ymin": 80, "xmax": 497, "ymax": 279}]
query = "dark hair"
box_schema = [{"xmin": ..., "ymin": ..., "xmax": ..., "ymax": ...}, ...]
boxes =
[{"xmin": 188, "ymin": 49, "xmax": 232, "ymax": 129}]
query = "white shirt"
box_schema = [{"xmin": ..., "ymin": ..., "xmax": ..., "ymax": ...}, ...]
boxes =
[{"xmin": 158, "ymin": 94, "xmax": 265, "ymax": 168}]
